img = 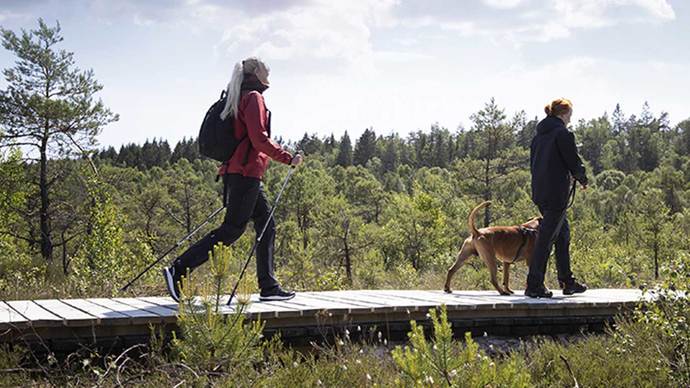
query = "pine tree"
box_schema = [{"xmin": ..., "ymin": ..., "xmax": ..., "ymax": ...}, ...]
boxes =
[
  {"xmin": 323, "ymin": 133, "xmax": 338, "ymax": 154},
  {"xmin": 612, "ymin": 103, "xmax": 626, "ymax": 135},
  {"xmin": 353, "ymin": 128, "xmax": 377, "ymax": 166},
  {"xmin": 336, "ymin": 131, "xmax": 353, "ymax": 167},
  {"xmin": 0, "ymin": 20, "xmax": 117, "ymax": 262},
  {"xmin": 99, "ymin": 146, "xmax": 118, "ymax": 162},
  {"xmin": 467, "ymin": 98, "xmax": 515, "ymax": 226},
  {"xmin": 381, "ymin": 136, "xmax": 400, "ymax": 173}
]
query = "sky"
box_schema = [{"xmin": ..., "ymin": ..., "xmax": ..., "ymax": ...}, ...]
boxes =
[{"xmin": 1, "ymin": 0, "xmax": 688, "ymax": 149}]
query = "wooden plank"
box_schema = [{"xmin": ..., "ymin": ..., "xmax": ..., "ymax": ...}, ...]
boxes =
[
  {"xmin": 112, "ymin": 298, "xmax": 177, "ymax": 320},
  {"xmin": 255, "ymin": 300, "xmax": 309, "ymax": 317},
  {"xmin": 389, "ymin": 290, "xmax": 497, "ymax": 308},
  {"xmin": 5, "ymin": 301, "xmax": 62, "ymax": 327},
  {"xmin": 143, "ymin": 294, "xmax": 304, "ymax": 319},
  {"xmin": 88, "ymin": 298, "xmax": 162, "ymax": 322},
  {"xmin": 432, "ymin": 289, "xmax": 596, "ymax": 309},
  {"xmin": 224, "ymin": 295, "xmax": 303, "ymax": 318},
  {"xmin": 337, "ymin": 290, "xmax": 436, "ymax": 312},
  {"xmin": 60, "ymin": 299, "xmax": 129, "ymax": 323},
  {"xmin": 415, "ymin": 290, "xmax": 517, "ymax": 307},
  {"xmin": 228, "ymin": 304, "xmax": 298, "ymax": 319},
  {"xmin": 247, "ymin": 294, "xmax": 341, "ymax": 314},
  {"xmin": 140, "ymin": 295, "xmax": 289, "ymax": 319},
  {"xmin": 411, "ymin": 291, "xmax": 487, "ymax": 310},
  {"xmin": 424, "ymin": 290, "xmax": 568, "ymax": 311},
  {"xmin": 32, "ymin": 300, "xmax": 98, "ymax": 326},
  {"xmin": 358, "ymin": 290, "xmax": 448, "ymax": 312},
  {"xmin": 313, "ymin": 290, "xmax": 397, "ymax": 308},
  {"xmin": 435, "ymin": 290, "xmax": 565, "ymax": 307},
  {"xmin": 290, "ymin": 294, "xmax": 363, "ymax": 312},
  {"xmin": 301, "ymin": 291, "xmax": 385, "ymax": 309},
  {"xmin": 137, "ymin": 296, "xmax": 178, "ymax": 310},
  {"xmin": 578, "ymin": 289, "xmax": 642, "ymax": 302},
  {"xmin": 0, "ymin": 301, "xmax": 28, "ymax": 325}
]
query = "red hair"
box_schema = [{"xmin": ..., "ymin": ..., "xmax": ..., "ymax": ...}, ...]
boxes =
[{"xmin": 545, "ymin": 98, "xmax": 573, "ymax": 117}]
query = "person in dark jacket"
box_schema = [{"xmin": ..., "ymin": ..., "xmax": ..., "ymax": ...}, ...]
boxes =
[
  {"xmin": 163, "ymin": 57, "xmax": 303, "ymax": 302},
  {"xmin": 526, "ymin": 98, "xmax": 588, "ymax": 298}
]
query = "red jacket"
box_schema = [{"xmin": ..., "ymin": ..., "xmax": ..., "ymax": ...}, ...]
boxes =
[{"xmin": 220, "ymin": 91, "xmax": 292, "ymax": 179}]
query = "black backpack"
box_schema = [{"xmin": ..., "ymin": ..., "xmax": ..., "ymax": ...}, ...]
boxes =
[{"xmin": 198, "ymin": 90, "xmax": 245, "ymax": 162}]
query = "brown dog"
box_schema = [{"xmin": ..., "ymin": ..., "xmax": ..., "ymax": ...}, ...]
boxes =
[{"xmin": 444, "ymin": 201, "xmax": 541, "ymax": 295}]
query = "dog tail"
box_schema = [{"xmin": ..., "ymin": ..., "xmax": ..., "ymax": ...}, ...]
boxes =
[{"xmin": 468, "ymin": 201, "xmax": 491, "ymax": 238}]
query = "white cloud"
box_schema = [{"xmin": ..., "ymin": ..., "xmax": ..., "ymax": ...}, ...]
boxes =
[
  {"xmin": 483, "ymin": 0, "xmax": 525, "ymax": 9},
  {"xmin": 632, "ymin": 0, "xmax": 675, "ymax": 19},
  {"xmin": 217, "ymin": 0, "xmax": 398, "ymax": 73},
  {"xmin": 469, "ymin": 55, "xmax": 689, "ymax": 125},
  {"xmin": 400, "ymin": 0, "xmax": 675, "ymax": 45},
  {"xmin": 0, "ymin": 9, "xmax": 31, "ymax": 23}
]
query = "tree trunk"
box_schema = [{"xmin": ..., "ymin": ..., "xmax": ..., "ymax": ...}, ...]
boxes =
[
  {"xmin": 343, "ymin": 219, "xmax": 352, "ymax": 284},
  {"xmin": 39, "ymin": 135, "xmax": 53, "ymax": 262},
  {"xmin": 86, "ymin": 197, "xmax": 96, "ymax": 269},
  {"xmin": 184, "ymin": 184, "xmax": 192, "ymax": 234},
  {"xmin": 61, "ymin": 230, "xmax": 69, "ymax": 275},
  {"xmin": 298, "ymin": 210, "xmax": 309, "ymax": 250},
  {"xmin": 653, "ymin": 230, "xmax": 659, "ymax": 279}
]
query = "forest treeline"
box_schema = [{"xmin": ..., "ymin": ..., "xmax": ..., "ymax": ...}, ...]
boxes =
[{"xmin": 2, "ymin": 97, "xmax": 689, "ymax": 298}]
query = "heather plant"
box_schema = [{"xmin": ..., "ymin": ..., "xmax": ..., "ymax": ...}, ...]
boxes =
[{"xmin": 630, "ymin": 252, "xmax": 690, "ymax": 385}]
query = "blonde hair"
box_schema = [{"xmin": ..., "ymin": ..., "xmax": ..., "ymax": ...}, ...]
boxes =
[
  {"xmin": 544, "ymin": 98, "xmax": 573, "ymax": 117},
  {"xmin": 220, "ymin": 57, "xmax": 269, "ymax": 120}
]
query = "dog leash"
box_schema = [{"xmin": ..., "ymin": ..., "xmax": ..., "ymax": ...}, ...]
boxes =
[{"xmin": 548, "ymin": 180, "xmax": 577, "ymax": 246}]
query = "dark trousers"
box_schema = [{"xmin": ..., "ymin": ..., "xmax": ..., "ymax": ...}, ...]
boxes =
[
  {"xmin": 526, "ymin": 204, "xmax": 575, "ymax": 289},
  {"xmin": 172, "ymin": 174, "xmax": 279, "ymax": 290}
]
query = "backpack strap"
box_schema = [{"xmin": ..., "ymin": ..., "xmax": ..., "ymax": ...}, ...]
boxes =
[{"xmin": 238, "ymin": 95, "xmax": 271, "ymax": 166}]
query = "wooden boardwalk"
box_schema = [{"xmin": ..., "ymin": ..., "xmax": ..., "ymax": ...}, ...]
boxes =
[{"xmin": 0, "ymin": 289, "xmax": 644, "ymax": 351}]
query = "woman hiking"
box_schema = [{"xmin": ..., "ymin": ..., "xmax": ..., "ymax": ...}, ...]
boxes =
[
  {"xmin": 526, "ymin": 98, "xmax": 588, "ymax": 298},
  {"xmin": 163, "ymin": 57, "xmax": 303, "ymax": 302}
]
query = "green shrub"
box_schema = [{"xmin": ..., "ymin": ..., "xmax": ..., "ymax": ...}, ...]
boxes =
[
  {"xmin": 171, "ymin": 243, "xmax": 265, "ymax": 378},
  {"xmin": 630, "ymin": 252, "xmax": 690, "ymax": 385},
  {"xmin": 391, "ymin": 305, "xmax": 531, "ymax": 387}
]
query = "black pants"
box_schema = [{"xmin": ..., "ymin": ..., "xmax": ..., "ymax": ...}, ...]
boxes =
[
  {"xmin": 172, "ymin": 174, "xmax": 279, "ymax": 290},
  {"xmin": 526, "ymin": 204, "xmax": 575, "ymax": 289}
]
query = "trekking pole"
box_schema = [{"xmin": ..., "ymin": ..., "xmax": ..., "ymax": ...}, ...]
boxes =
[
  {"xmin": 120, "ymin": 205, "xmax": 226, "ymax": 292},
  {"xmin": 226, "ymin": 164, "xmax": 297, "ymax": 306}
]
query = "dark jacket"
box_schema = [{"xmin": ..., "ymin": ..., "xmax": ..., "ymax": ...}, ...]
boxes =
[{"xmin": 530, "ymin": 116, "xmax": 588, "ymax": 210}]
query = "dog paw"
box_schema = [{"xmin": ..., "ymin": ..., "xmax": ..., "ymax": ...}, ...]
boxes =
[
  {"xmin": 499, "ymin": 289, "xmax": 512, "ymax": 296},
  {"xmin": 444, "ymin": 288, "xmax": 453, "ymax": 294}
]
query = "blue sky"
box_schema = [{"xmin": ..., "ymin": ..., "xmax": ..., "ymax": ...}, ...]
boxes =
[{"xmin": 1, "ymin": 0, "xmax": 688, "ymax": 149}]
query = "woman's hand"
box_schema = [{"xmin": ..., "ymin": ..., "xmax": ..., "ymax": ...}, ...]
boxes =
[{"xmin": 290, "ymin": 154, "xmax": 304, "ymax": 167}]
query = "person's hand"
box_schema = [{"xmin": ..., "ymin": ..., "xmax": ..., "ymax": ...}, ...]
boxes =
[
  {"xmin": 581, "ymin": 184, "xmax": 588, "ymax": 190},
  {"xmin": 290, "ymin": 154, "xmax": 304, "ymax": 167}
]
